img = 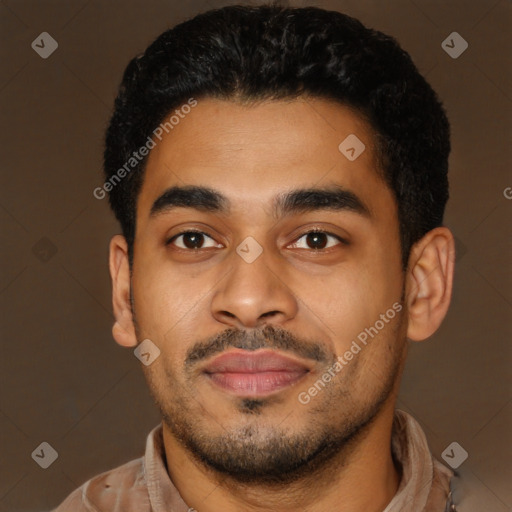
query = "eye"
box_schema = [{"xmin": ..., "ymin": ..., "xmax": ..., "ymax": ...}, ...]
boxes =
[
  {"xmin": 166, "ymin": 228, "xmax": 347, "ymax": 252},
  {"xmin": 167, "ymin": 230, "xmax": 222, "ymax": 250},
  {"xmin": 289, "ymin": 229, "xmax": 347, "ymax": 251}
]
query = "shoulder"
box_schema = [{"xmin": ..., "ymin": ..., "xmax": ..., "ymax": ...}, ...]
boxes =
[{"xmin": 52, "ymin": 456, "xmax": 150, "ymax": 512}]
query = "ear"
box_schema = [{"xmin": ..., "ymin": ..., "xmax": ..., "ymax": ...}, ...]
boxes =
[
  {"xmin": 109, "ymin": 235, "xmax": 138, "ymax": 347},
  {"xmin": 405, "ymin": 227, "xmax": 456, "ymax": 342}
]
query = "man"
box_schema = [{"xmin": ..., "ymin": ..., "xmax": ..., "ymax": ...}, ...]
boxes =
[{"xmin": 55, "ymin": 3, "xmax": 457, "ymax": 511}]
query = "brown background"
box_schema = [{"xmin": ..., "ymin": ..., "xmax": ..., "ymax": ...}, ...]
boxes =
[{"xmin": 0, "ymin": 0, "xmax": 510, "ymax": 511}]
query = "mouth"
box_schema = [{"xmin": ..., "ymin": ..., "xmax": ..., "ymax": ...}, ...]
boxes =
[{"xmin": 202, "ymin": 348, "xmax": 311, "ymax": 397}]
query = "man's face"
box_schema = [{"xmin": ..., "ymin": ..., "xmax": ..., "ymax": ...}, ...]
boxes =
[{"xmin": 130, "ymin": 97, "xmax": 407, "ymax": 483}]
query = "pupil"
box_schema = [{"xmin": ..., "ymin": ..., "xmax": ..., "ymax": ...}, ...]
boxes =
[
  {"xmin": 184, "ymin": 232, "xmax": 203, "ymax": 249},
  {"xmin": 307, "ymin": 232, "xmax": 327, "ymax": 249}
]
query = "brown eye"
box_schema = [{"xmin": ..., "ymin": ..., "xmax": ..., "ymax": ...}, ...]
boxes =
[
  {"xmin": 289, "ymin": 230, "xmax": 346, "ymax": 250},
  {"xmin": 305, "ymin": 232, "xmax": 328, "ymax": 249},
  {"xmin": 167, "ymin": 230, "xmax": 221, "ymax": 250}
]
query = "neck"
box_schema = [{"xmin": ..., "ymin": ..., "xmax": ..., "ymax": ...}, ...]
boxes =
[{"xmin": 162, "ymin": 400, "xmax": 401, "ymax": 512}]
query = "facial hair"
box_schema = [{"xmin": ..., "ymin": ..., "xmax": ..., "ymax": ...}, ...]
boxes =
[{"xmin": 136, "ymin": 308, "xmax": 407, "ymax": 487}]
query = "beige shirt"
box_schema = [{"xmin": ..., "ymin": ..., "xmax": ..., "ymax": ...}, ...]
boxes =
[{"xmin": 53, "ymin": 409, "xmax": 455, "ymax": 511}]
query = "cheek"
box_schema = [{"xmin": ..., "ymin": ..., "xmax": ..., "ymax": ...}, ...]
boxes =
[
  {"xmin": 283, "ymin": 269, "xmax": 368, "ymax": 351},
  {"xmin": 305, "ymin": 262, "xmax": 400, "ymax": 349},
  {"xmin": 131, "ymin": 265, "xmax": 203, "ymax": 341}
]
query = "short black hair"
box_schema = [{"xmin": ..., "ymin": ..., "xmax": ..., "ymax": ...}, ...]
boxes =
[{"xmin": 103, "ymin": 3, "xmax": 450, "ymax": 269}]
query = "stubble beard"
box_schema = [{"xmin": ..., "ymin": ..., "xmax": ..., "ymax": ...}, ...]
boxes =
[
  {"xmin": 143, "ymin": 330, "xmax": 407, "ymax": 488},
  {"xmin": 131, "ymin": 279, "xmax": 409, "ymax": 487}
]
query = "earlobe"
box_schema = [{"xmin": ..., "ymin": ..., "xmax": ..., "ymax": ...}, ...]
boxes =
[
  {"xmin": 406, "ymin": 227, "xmax": 455, "ymax": 342},
  {"xmin": 109, "ymin": 235, "xmax": 138, "ymax": 348}
]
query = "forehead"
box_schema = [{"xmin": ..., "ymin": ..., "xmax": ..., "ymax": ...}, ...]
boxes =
[{"xmin": 137, "ymin": 97, "xmax": 393, "ymax": 220}]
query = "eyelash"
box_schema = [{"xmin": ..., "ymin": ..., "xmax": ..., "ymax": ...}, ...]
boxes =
[{"xmin": 166, "ymin": 228, "xmax": 348, "ymax": 252}]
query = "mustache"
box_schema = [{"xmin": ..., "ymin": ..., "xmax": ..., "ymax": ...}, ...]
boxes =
[{"xmin": 184, "ymin": 324, "xmax": 332, "ymax": 368}]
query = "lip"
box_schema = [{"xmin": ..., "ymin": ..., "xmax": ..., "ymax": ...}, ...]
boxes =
[{"xmin": 202, "ymin": 349, "xmax": 311, "ymax": 397}]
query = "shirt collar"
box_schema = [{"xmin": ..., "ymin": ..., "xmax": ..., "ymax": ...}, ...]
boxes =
[
  {"xmin": 383, "ymin": 409, "xmax": 453, "ymax": 511},
  {"xmin": 143, "ymin": 409, "xmax": 453, "ymax": 511},
  {"xmin": 144, "ymin": 423, "xmax": 191, "ymax": 512}
]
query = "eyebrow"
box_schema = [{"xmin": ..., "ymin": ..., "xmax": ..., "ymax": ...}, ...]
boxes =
[{"xmin": 149, "ymin": 184, "xmax": 372, "ymax": 220}]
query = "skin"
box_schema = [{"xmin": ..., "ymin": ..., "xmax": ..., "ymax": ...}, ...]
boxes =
[{"xmin": 109, "ymin": 97, "xmax": 455, "ymax": 512}]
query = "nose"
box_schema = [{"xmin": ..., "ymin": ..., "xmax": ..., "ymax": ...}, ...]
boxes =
[{"xmin": 210, "ymin": 246, "xmax": 298, "ymax": 329}]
